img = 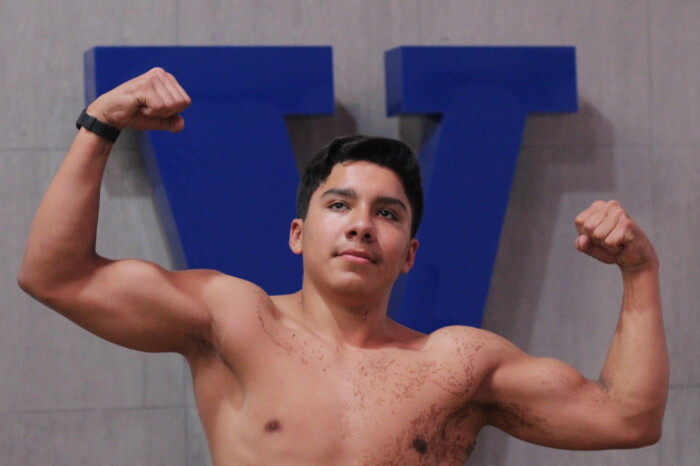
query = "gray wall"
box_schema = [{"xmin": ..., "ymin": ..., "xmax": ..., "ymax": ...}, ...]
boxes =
[{"xmin": 1, "ymin": 1, "xmax": 697, "ymax": 465}]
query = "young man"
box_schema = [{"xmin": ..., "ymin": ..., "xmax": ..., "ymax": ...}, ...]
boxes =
[{"xmin": 18, "ymin": 68, "xmax": 668, "ymax": 465}]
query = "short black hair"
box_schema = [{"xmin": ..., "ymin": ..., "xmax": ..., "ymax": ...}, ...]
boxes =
[{"xmin": 296, "ymin": 135, "xmax": 424, "ymax": 237}]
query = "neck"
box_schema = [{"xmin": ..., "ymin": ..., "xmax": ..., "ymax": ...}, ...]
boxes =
[{"xmin": 295, "ymin": 281, "xmax": 394, "ymax": 347}]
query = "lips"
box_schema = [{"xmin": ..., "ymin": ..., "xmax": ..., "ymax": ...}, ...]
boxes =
[{"xmin": 336, "ymin": 248, "xmax": 377, "ymax": 264}]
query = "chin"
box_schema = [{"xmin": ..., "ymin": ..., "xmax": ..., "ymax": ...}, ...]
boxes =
[{"xmin": 333, "ymin": 276, "xmax": 391, "ymax": 301}]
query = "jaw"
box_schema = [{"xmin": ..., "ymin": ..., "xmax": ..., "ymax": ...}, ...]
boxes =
[{"xmin": 301, "ymin": 263, "xmax": 395, "ymax": 311}]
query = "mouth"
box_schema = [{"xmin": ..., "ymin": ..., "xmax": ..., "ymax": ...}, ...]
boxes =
[{"xmin": 336, "ymin": 249, "xmax": 377, "ymax": 264}]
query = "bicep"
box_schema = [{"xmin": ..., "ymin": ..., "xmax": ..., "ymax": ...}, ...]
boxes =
[
  {"xmin": 477, "ymin": 341, "xmax": 638, "ymax": 450},
  {"xmin": 41, "ymin": 257, "xmax": 216, "ymax": 354}
]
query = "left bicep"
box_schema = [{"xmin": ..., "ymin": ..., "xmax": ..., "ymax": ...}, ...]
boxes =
[{"xmin": 477, "ymin": 345, "xmax": 638, "ymax": 450}]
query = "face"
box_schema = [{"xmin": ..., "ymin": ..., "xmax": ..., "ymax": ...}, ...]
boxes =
[{"xmin": 289, "ymin": 161, "xmax": 419, "ymax": 301}]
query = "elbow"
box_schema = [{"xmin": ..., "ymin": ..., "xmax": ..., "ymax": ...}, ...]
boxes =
[
  {"xmin": 17, "ymin": 266, "xmax": 47, "ymax": 302},
  {"xmin": 19, "ymin": 257, "xmax": 100, "ymax": 307},
  {"xmin": 626, "ymin": 424, "xmax": 662, "ymax": 448},
  {"xmin": 621, "ymin": 408, "xmax": 665, "ymax": 448},
  {"xmin": 639, "ymin": 409, "xmax": 665, "ymax": 446},
  {"xmin": 17, "ymin": 264, "xmax": 62, "ymax": 305},
  {"xmin": 17, "ymin": 266, "xmax": 38, "ymax": 296},
  {"xmin": 643, "ymin": 426, "xmax": 663, "ymax": 447}
]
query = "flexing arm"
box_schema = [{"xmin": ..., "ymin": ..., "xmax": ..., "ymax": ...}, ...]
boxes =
[
  {"xmin": 477, "ymin": 201, "xmax": 668, "ymax": 449},
  {"xmin": 574, "ymin": 200, "xmax": 668, "ymax": 441},
  {"xmin": 17, "ymin": 68, "xmax": 217, "ymax": 354}
]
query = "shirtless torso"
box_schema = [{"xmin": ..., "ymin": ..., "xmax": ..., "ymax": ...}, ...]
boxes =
[{"xmin": 190, "ymin": 284, "xmax": 487, "ymax": 465}]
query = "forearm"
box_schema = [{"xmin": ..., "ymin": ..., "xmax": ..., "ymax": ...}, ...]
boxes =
[
  {"xmin": 18, "ymin": 129, "xmax": 113, "ymax": 296},
  {"xmin": 599, "ymin": 264, "xmax": 668, "ymax": 440}
]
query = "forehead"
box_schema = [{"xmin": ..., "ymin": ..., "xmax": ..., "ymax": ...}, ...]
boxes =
[{"xmin": 316, "ymin": 161, "xmax": 408, "ymax": 199}]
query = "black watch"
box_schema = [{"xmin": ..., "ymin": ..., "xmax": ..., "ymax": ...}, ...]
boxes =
[{"xmin": 75, "ymin": 109, "xmax": 121, "ymax": 143}]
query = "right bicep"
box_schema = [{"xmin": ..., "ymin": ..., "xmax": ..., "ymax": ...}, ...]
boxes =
[{"xmin": 39, "ymin": 257, "xmax": 218, "ymax": 354}]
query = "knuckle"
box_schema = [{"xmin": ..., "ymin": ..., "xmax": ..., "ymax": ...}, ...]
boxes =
[
  {"xmin": 583, "ymin": 218, "xmax": 598, "ymax": 232},
  {"xmin": 149, "ymin": 100, "xmax": 167, "ymax": 114},
  {"xmin": 603, "ymin": 236, "xmax": 618, "ymax": 249},
  {"xmin": 618, "ymin": 215, "xmax": 633, "ymax": 230},
  {"xmin": 607, "ymin": 200, "xmax": 623, "ymax": 215},
  {"xmin": 592, "ymin": 229, "xmax": 607, "ymax": 242}
]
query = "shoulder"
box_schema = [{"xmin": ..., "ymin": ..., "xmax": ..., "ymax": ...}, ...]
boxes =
[
  {"xmin": 160, "ymin": 267, "xmax": 272, "ymax": 315},
  {"xmin": 196, "ymin": 270, "xmax": 270, "ymax": 305},
  {"xmin": 185, "ymin": 271, "xmax": 278, "ymax": 358},
  {"xmin": 386, "ymin": 325, "xmax": 522, "ymax": 404},
  {"xmin": 199, "ymin": 273, "xmax": 281, "ymax": 331},
  {"xmin": 424, "ymin": 326, "xmax": 527, "ymax": 382},
  {"xmin": 425, "ymin": 325, "xmax": 515, "ymax": 355}
]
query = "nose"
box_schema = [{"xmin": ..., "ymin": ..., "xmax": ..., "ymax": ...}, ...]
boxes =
[{"xmin": 346, "ymin": 208, "xmax": 375, "ymax": 242}]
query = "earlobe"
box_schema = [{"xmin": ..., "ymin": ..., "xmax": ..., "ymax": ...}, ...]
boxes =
[
  {"xmin": 401, "ymin": 239, "xmax": 419, "ymax": 274},
  {"xmin": 289, "ymin": 219, "xmax": 303, "ymax": 255}
]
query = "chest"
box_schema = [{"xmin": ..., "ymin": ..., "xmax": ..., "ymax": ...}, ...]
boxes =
[{"xmin": 235, "ymin": 333, "xmax": 482, "ymax": 464}]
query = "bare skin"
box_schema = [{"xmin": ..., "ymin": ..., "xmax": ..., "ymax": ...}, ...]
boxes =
[{"xmin": 18, "ymin": 69, "xmax": 668, "ymax": 465}]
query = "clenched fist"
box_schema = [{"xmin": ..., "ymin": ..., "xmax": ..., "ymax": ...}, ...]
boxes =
[
  {"xmin": 574, "ymin": 200, "xmax": 658, "ymax": 273},
  {"xmin": 86, "ymin": 68, "xmax": 191, "ymax": 132}
]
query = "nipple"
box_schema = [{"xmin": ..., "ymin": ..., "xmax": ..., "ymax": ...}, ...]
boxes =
[
  {"xmin": 265, "ymin": 420, "xmax": 282, "ymax": 433},
  {"xmin": 412, "ymin": 437, "xmax": 428, "ymax": 455}
]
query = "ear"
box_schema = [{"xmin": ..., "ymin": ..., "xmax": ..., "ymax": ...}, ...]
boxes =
[
  {"xmin": 289, "ymin": 218, "xmax": 304, "ymax": 255},
  {"xmin": 401, "ymin": 238, "xmax": 419, "ymax": 274}
]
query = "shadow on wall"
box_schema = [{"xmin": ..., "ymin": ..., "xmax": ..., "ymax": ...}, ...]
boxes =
[
  {"xmin": 101, "ymin": 131, "xmax": 154, "ymax": 198},
  {"xmin": 285, "ymin": 102, "xmax": 358, "ymax": 173},
  {"xmin": 470, "ymin": 98, "xmax": 616, "ymax": 465},
  {"xmin": 484, "ymin": 98, "xmax": 615, "ymax": 343}
]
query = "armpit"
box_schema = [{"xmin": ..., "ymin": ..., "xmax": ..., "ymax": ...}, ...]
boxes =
[
  {"xmin": 186, "ymin": 332, "xmax": 218, "ymax": 356},
  {"xmin": 481, "ymin": 400, "xmax": 549, "ymax": 432}
]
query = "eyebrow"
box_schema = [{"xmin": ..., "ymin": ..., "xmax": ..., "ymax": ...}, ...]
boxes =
[
  {"xmin": 321, "ymin": 187, "xmax": 356, "ymax": 199},
  {"xmin": 321, "ymin": 187, "xmax": 408, "ymax": 213}
]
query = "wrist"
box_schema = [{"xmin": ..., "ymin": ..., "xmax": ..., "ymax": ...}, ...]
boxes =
[
  {"xmin": 75, "ymin": 108, "xmax": 121, "ymax": 143},
  {"xmin": 620, "ymin": 259, "xmax": 659, "ymax": 282}
]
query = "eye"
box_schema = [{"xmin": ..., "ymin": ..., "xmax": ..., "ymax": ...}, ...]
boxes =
[
  {"xmin": 329, "ymin": 201, "xmax": 347, "ymax": 210},
  {"xmin": 378, "ymin": 208, "xmax": 398, "ymax": 220}
]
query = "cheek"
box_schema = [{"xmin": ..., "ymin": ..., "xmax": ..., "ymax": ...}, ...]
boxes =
[
  {"xmin": 302, "ymin": 218, "xmax": 336, "ymax": 251},
  {"xmin": 384, "ymin": 233, "xmax": 412, "ymax": 260}
]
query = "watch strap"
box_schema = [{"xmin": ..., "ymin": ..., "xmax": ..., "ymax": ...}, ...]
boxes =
[{"xmin": 76, "ymin": 109, "xmax": 121, "ymax": 143}]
